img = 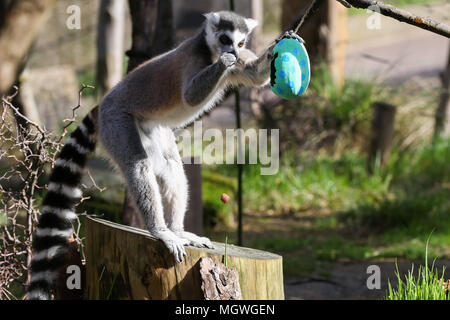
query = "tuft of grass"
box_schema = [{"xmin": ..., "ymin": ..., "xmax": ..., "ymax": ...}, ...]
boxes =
[
  {"xmin": 224, "ymin": 236, "xmax": 228, "ymax": 268},
  {"xmin": 386, "ymin": 237, "xmax": 449, "ymax": 300}
]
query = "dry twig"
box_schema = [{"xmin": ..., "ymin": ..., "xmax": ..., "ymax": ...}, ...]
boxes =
[{"xmin": 0, "ymin": 85, "xmax": 97, "ymax": 299}]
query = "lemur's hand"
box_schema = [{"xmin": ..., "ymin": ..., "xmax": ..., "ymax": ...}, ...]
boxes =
[{"xmin": 219, "ymin": 53, "xmax": 237, "ymax": 68}]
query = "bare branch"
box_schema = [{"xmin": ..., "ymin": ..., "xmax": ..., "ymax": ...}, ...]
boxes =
[
  {"xmin": 0, "ymin": 85, "xmax": 98, "ymax": 299},
  {"xmin": 344, "ymin": 0, "xmax": 450, "ymax": 38}
]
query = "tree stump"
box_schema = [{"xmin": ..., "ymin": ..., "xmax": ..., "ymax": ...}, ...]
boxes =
[{"xmin": 85, "ymin": 217, "xmax": 284, "ymax": 300}]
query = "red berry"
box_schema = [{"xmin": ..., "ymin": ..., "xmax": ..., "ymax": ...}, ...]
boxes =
[{"xmin": 221, "ymin": 193, "xmax": 230, "ymax": 204}]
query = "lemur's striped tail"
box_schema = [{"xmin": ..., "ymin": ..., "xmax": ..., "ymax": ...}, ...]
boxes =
[{"xmin": 26, "ymin": 108, "xmax": 98, "ymax": 300}]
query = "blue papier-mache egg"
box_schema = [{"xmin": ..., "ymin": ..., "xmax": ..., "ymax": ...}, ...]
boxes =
[{"xmin": 270, "ymin": 37, "xmax": 310, "ymax": 100}]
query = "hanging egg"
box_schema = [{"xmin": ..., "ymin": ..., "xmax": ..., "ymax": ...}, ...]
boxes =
[{"xmin": 270, "ymin": 36, "xmax": 310, "ymax": 100}]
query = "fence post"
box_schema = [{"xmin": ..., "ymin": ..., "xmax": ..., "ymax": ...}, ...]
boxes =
[
  {"xmin": 183, "ymin": 158, "xmax": 203, "ymax": 235},
  {"xmin": 368, "ymin": 102, "xmax": 396, "ymax": 173}
]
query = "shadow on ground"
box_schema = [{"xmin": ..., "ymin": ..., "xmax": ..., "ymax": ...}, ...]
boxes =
[{"xmin": 284, "ymin": 260, "xmax": 449, "ymax": 300}]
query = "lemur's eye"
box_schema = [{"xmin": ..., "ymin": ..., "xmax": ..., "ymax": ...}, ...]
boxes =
[
  {"xmin": 219, "ymin": 34, "xmax": 232, "ymax": 45},
  {"xmin": 238, "ymin": 41, "xmax": 245, "ymax": 48}
]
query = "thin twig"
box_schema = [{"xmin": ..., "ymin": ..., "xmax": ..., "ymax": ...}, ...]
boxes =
[
  {"xmin": 0, "ymin": 85, "xmax": 98, "ymax": 298},
  {"xmin": 85, "ymin": 169, "xmax": 106, "ymax": 193}
]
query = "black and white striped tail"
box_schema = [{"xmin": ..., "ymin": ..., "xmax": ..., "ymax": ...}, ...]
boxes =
[{"xmin": 26, "ymin": 110, "xmax": 97, "ymax": 300}]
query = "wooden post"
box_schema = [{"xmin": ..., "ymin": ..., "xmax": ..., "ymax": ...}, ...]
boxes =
[
  {"xmin": 85, "ymin": 217, "xmax": 284, "ymax": 300},
  {"xmin": 433, "ymin": 44, "xmax": 450, "ymax": 141},
  {"xmin": 183, "ymin": 158, "xmax": 203, "ymax": 235},
  {"xmin": 96, "ymin": 0, "xmax": 126, "ymax": 95},
  {"xmin": 368, "ymin": 102, "xmax": 396, "ymax": 173},
  {"xmin": 122, "ymin": 0, "xmax": 174, "ymax": 228},
  {"xmin": 281, "ymin": 0, "xmax": 347, "ymax": 85}
]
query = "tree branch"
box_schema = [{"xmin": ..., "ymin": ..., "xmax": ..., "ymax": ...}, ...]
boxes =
[{"xmin": 344, "ymin": 0, "xmax": 450, "ymax": 38}]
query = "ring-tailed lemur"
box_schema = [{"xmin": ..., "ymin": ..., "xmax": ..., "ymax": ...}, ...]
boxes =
[{"xmin": 27, "ymin": 11, "xmax": 277, "ymax": 300}]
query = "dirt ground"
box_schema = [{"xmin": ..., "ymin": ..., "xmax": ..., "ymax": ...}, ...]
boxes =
[
  {"xmin": 284, "ymin": 259, "xmax": 450, "ymax": 300},
  {"xmin": 345, "ymin": 2, "xmax": 449, "ymax": 84}
]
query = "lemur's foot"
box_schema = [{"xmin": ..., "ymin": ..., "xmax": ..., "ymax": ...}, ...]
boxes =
[
  {"xmin": 174, "ymin": 231, "xmax": 214, "ymax": 249},
  {"xmin": 152, "ymin": 229, "xmax": 189, "ymax": 263}
]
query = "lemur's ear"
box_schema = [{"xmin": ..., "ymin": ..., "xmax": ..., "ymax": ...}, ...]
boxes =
[
  {"xmin": 204, "ymin": 12, "xmax": 221, "ymax": 27},
  {"xmin": 245, "ymin": 18, "xmax": 258, "ymax": 33}
]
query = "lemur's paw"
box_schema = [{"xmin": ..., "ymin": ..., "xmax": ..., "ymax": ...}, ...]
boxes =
[
  {"xmin": 220, "ymin": 53, "xmax": 237, "ymax": 68},
  {"xmin": 153, "ymin": 229, "xmax": 189, "ymax": 263},
  {"xmin": 174, "ymin": 231, "xmax": 214, "ymax": 249}
]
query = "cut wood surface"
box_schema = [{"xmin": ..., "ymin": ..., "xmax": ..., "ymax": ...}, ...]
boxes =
[{"xmin": 85, "ymin": 217, "xmax": 284, "ymax": 300}]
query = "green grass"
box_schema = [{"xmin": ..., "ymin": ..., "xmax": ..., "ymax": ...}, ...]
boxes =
[
  {"xmin": 200, "ymin": 65, "xmax": 449, "ymax": 279},
  {"xmin": 386, "ymin": 238, "xmax": 449, "ymax": 300},
  {"xmin": 387, "ymin": 263, "xmax": 448, "ymax": 299},
  {"xmin": 204, "ymin": 149, "xmax": 392, "ymax": 222},
  {"xmin": 205, "ymin": 138, "xmax": 450, "ymax": 278}
]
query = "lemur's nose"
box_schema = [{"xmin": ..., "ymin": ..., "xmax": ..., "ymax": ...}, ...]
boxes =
[
  {"xmin": 225, "ymin": 48, "xmax": 237, "ymax": 58},
  {"xmin": 222, "ymin": 44, "xmax": 237, "ymax": 58}
]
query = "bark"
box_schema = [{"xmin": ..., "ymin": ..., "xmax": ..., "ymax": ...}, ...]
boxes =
[
  {"xmin": 85, "ymin": 217, "xmax": 284, "ymax": 300},
  {"xmin": 126, "ymin": 0, "xmax": 174, "ymax": 73},
  {"xmin": 433, "ymin": 45, "xmax": 450, "ymax": 140},
  {"xmin": 199, "ymin": 257, "xmax": 242, "ymax": 300}
]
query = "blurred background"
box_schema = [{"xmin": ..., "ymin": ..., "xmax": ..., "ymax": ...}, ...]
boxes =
[{"xmin": 0, "ymin": 0, "xmax": 449, "ymax": 300}]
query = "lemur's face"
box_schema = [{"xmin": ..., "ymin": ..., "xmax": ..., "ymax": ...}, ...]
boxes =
[{"xmin": 204, "ymin": 11, "xmax": 258, "ymax": 61}]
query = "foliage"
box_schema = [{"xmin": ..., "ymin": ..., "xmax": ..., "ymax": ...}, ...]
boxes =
[
  {"xmin": 257, "ymin": 63, "xmax": 387, "ymax": 153},
  {"xmin": 386, "ymin": 238, "xmax": 449, "ymax": 300},
  {"xmin": 205, "ymin": 136, "xmax": 450, "ymax": 277}
]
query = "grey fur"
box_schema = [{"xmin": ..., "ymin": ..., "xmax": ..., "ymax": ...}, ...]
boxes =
[
  {"xmin": 98, "ymin": 11, "xmax": 275, "ymax": 263},
  {"xmin": 208, "ymin": 11, "xmax": 250, "ymax": 33},
  {"xmin": 183, "ymin": 52, "xmax": 236, "ymax": 106}
]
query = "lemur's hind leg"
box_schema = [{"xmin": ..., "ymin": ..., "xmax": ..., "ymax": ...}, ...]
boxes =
[
  {"xmin": 156, "ymin": 128, "xmax": 213, "ymax": 249},
  {"xmin": 99, "ymin": 111, "xmax": 188, "ymax": 263}
]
